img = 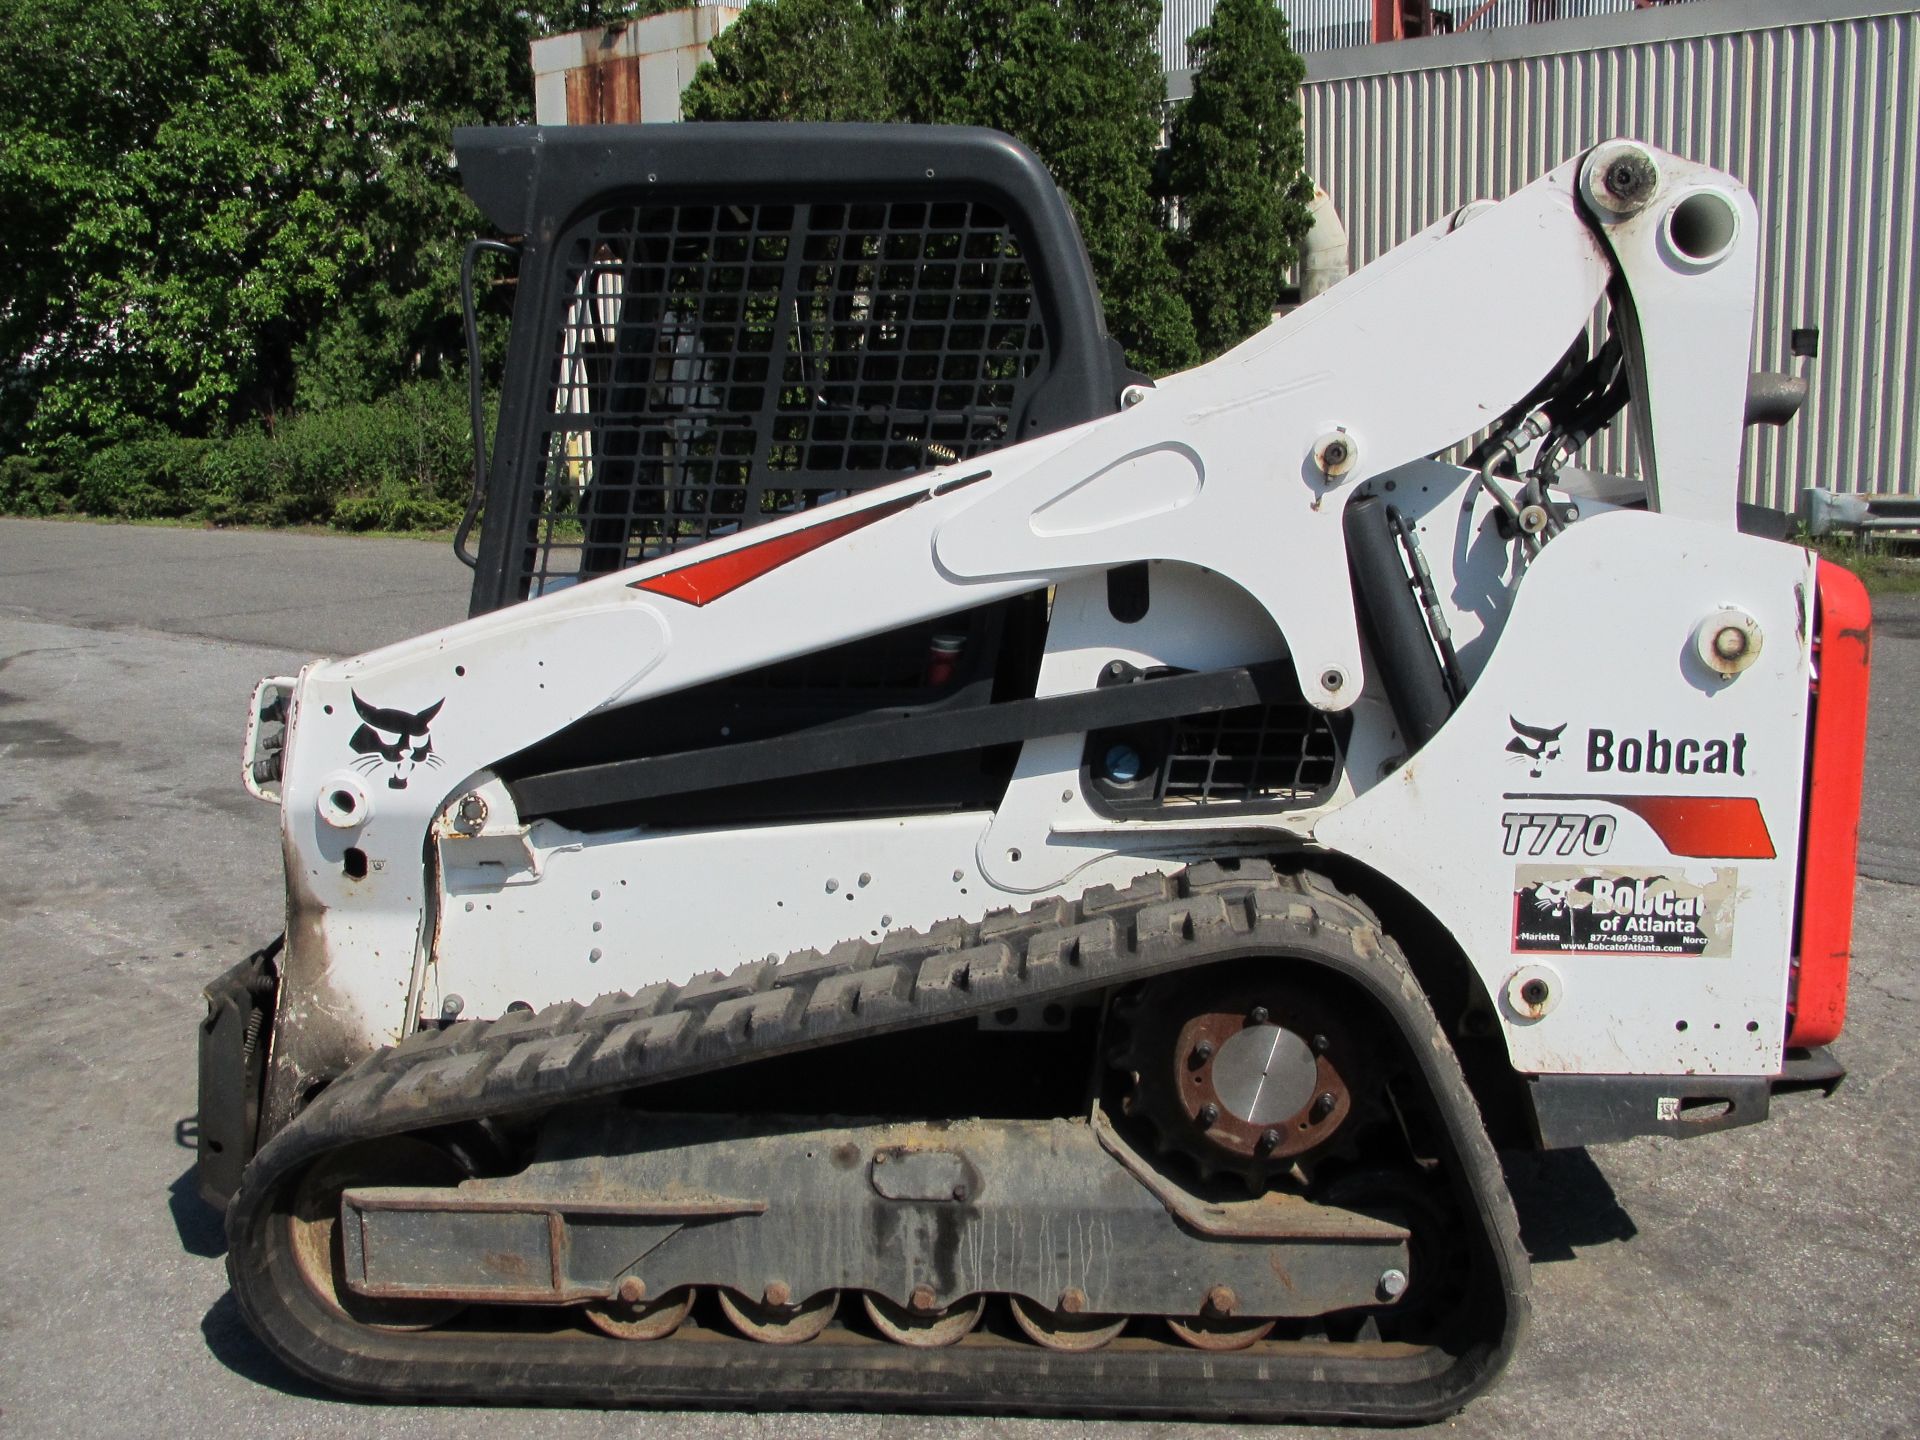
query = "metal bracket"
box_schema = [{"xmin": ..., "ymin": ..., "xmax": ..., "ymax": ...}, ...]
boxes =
[{"xmin": 1090, "ymin": 1106, "xmax": 1408, "ymax": 1244}]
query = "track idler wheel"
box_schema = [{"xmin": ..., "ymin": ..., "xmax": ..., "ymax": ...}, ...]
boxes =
[
  {"xmin": 583, "ymin": 1286, "xmax": 695, "ymax": 1341},
  {"xmin": 862, "ymin": 1290, "xmax": 985, "ymax": 1348},
  {"xmin": 286, "ymin": 1138, "xmax": 469, "ymax": 1331},
  {"xmin": 1009, "ymin": 1294, "xmax": 1127, "ymax": 1352},
  {"xmin": 1321, "ymin": 1168, "xmax": 1468, "ymax": 1338},
  {"xmin": 717, "ymin": 1288, "xmax": 838, "ymax": 1344}
]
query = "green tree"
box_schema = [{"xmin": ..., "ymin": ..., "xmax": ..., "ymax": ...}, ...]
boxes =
[
  {"xmin": 290, "ymin": 0, "xmax": 555, "ymax": 410},
  {"xmin": 1165, "ymin": 0, "xmax": 1314, "ymax": 357},
  {"xmin": 299, "ymin": 0, "xmax": 695, "ymax": 407},
  {"xmin": 0, "ymin": 0, "xmax": 646, "ymax": 451},
  {"xmin": 684, "ymin": 0, "xmax": 1196, "ymax": 374},
  {"xmin": 682, "ymin": 0, "xmax": 896, "ymax": 122},
  {"xmin": 0, "ymin": 0, "xmax": 382, "ymax": 447},
  {"xmin": 893, "ymin": 0, "xmax": 1196, "ymax": 373}
]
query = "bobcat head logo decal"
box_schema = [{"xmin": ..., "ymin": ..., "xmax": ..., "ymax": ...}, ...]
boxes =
[
  {"xmin": 348, "ymin": 693, "xmax": 444, "ymax": 789},
  {"xmin": 1506, "ymin": 716, "xmax": 1567, "ymax": 779},
  {"xmin": 1528, "ymin": 877, "xmax": 1583, "ymax": 915}
]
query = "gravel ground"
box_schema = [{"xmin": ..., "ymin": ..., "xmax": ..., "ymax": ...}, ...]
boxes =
[{"xmin": 0, "ymin": 518, "xmax": 1913, "ymax": 1439}]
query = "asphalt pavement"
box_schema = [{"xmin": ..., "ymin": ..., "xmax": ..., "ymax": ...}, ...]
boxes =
[{"xmin": 0, "ymin": 517, "xmax": 1914, "ymax": 1439}]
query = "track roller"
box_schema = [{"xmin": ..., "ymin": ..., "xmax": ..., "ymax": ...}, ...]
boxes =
[
  {"xmin": 717, "ymin": 1288, "xmax": 838, "ymax": 1344},
  {"xmin": 1008, "ymin": 1295, "xmax": 1128, "ymax": 1352},
  {"xmin": 862, "ymin": 1291, "xmax": 985, "ymax": 1347},
  {"xmin": 582, "ymin": 1287, "xmax": 695, "ymax": 1341},
  {"xmin": 1167, "ymin": 1312, "xmax": 1276, "ymax": 1351}
]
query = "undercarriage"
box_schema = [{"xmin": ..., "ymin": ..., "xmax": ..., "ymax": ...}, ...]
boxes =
[{"xmin": 228, "ymin": 864, "xmax": 1526, "ymax": 1420}]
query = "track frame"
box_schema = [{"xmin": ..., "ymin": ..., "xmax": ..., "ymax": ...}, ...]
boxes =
[{"xmin": 227, "ymin": 864, "xmax": 1527, "ymax": 1422}]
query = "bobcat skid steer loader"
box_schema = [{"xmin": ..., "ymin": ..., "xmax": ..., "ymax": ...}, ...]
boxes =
[{"xmin": 198, "ymin": 125, "xmax": 1868, "ymax": 1422}]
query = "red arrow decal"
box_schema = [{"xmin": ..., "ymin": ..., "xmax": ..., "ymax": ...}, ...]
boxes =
[
  {"xmin": 1609, "ymin": 794, "xmax": 1776, "ymax": 859},
  {"xmin": 629, "ymin": 492, "xmax": 922, "ymax": 606}
]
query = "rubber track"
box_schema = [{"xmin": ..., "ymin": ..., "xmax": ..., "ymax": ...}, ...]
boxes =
[{"xmin": 227, "ymin": 861, "xmax": 1529, "ymax": 1422}]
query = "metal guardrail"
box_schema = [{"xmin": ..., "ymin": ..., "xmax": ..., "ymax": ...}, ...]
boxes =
[{"xmin": 1801, "ymin": 488, "xmax": 1920, "ymax": 538}]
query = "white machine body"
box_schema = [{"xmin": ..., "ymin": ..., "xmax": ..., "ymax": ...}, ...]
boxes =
[{"xmin": 244, "ymin": 142, "xmax": 1823, "ymax": 1111}]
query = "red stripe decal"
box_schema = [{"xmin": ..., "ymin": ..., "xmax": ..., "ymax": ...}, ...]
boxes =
[
  {"xmin": 628, "ymin": 494, "xmax": 921, "ymax": 606},
  {"xmin": 1506, "ymin": 793, "xmax": 1777, "ymax": 859},
  {"xmin": 1791, "ymin": 560, "xmax": 1872, "ymax": 1047},
  {"xmin": 1609, "ymin": 795, "xmax": 1776, "ymax": 860}
]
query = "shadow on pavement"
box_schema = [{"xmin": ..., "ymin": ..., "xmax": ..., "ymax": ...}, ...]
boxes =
[
  {"xmin": 1502, "ymin": 1147, "xmax": 1638, "ymax": 1263},
  {"xmin": 184, "ymin": 1136, "xmax": 339, "ymax": 1401},
  {"xmin": 170, "ymin": 1161, "xmax": 228, "ymax": 1260},
  {"xmin": 201, "ymin": 1291, "xmax": 338, "ymax": 1401}
]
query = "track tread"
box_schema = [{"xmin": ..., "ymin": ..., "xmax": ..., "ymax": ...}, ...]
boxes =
[
  {"xmin": 256, "ymin": 863, "xmax": 1295, "ymax": 1156},
  {"xmin": 226, "ymin": 861, "xmax": 1526, "ymax": 1422}
]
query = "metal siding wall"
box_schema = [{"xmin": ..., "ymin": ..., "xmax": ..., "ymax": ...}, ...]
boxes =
[
  {"xmin": 1159, "ymin": 2, "xmax": 1364, "ymax": 63},
  {"xmin": 1159, "ymin": 0, "xmax": 1652, "ymax": 63},
  {"xmin": 1157, "ymin": 0, "xmax": 1214, "ymax": 65},
  {"xmin": 1300, "ymin": 10, "xmax": 1920, "ymax": 508},
  {"xmin": 1280, "ymin": 0, "xmax": 1369, "ymax": 54},
  {"xmin": 1456, "ymin": 0, "xmax": 1639, "ymax": 30}
]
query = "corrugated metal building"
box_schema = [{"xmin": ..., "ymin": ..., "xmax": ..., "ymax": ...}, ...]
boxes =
[
  {"xmin": 1156, "ymin": 0, "xmax": 1656, "ymax": 63},
  {"xmin": 1271, "ymin": 0, "xmax": 1917, "ymax": 509}
]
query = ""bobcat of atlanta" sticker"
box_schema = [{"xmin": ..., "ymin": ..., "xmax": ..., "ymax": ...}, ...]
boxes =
[{"xmin": 1512, "ymin": 865, "xmax": 1737, "ymax": 957}]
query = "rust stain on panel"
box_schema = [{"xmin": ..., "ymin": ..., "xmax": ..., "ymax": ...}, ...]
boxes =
[{"xmin": 564, "ymin": 57, "xmax": 641, "ymax": 126}]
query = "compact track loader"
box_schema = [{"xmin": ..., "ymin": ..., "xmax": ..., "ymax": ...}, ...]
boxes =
[{"xmin": 199, "ymin": 125, "xmax": 1869, "ymax": 1422}]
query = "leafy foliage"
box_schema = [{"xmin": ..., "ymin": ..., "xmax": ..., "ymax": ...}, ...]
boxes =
[
  {"xmin": 1166, "ymin": 0, "xmax": 1315, "ymax": 356},
  {"xmin": 891, "ymin": 0, "xmax": 1196, "ymax": 373},
  {"xmin": 0, "ymin": 0, "xmax": 645, "ymax": 451},
  {"xmin": 682, "ymin": 0, "xmax": 896, "ymax": 122},
  {"xmin": 0, "ymin": 455, "xmax": 68, "ymax": 516},
  {"xmin": 2, "ymin": 0, "xmax": 383, "ymax": 446},
  {"xmin": 685, "ymin": 0, "xmax": 1210, "ymax": 375},
  {"xmin": 0, "ymin": 0, "xmax": 699, "ymax": 522}
]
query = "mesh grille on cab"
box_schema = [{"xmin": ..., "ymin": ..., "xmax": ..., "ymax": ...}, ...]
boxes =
[{"xmin": 518, "ymin": 197, "xmax": 1049, "ymax": 596}]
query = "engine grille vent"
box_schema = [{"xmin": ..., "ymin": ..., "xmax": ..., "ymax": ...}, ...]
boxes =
[
  {"xmin": 1090, "ymin": 699, "xmax": 1348, "ymax": 815},
  {"xmin": 1159, "ymin": 703, "xmax": 1345, "ymax": 806},
  {"xmin": 522, "ymin": 196, "xmax": 1048, "ymax": 596}
]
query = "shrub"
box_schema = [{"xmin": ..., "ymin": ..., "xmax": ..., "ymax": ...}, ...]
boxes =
[
  {"xmin": 3, "ymin": 380, "xmax": 480, "ymax": 532},
  {"xmin": 197, "ymin": 428, "xmax": 279, "ymax": 526},
  {"xmin": 0, "ymin": 455, "xmax": 72, "ymax": 515},
  {"xmin": 332, "ymin": 481, "xmax": 462, "ymax": 532},
  {"xmin": 75, "ymin": 436, "xmax": 214, "ymax": 518}
]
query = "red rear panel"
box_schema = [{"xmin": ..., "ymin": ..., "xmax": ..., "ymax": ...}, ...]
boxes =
[{"xmin": 1789, "ymin": 559, "xmax": 1872, "ymax": 1047}]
